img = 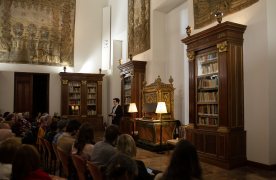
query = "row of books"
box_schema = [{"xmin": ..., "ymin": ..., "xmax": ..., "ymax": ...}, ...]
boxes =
[
  {"xmin": 69, "ymin": 94, "xmax": 81, "ymax": 99},
  {"xmin": 198, "ymin": 78, "xmax": 218, "ymax": 88},
  {"xmin": 196, "ymin": 52, "xmax": 217, "ymax": 62},
  {"xmin": 197, "ymin": 117, "xmax": 218, "ymax": 126},
  {"xmin": 87, "ymin": 88, "xmax": 96, "ymax": 93},
  {"xmin": 87, "ymin": 110, "xmax": 97, "ymax": 115},
  {"xmin": 69, "ymin": 82, "xmax": 81, "ymax": 86},
  {"xmin": 69, "ymin": 87, "xmax": 81, "ymax": 93},
  {"xmin": 197, "ymin": 92, "xmax": 218, "ymax": 102},
  {"xmin": 87, "ymin": 94, "xmax": 96, "ymax": 99},
  {"xmin": 198, "ymin": 62, "xmax": 218, "ymax": 75},
  {"xmin": 69, "ymin": 100, "xmax": 81, "ymax": 105},
  {"xmin": 87, "ymin": 83, "xmax": 97, "ymax": 87},
  {"xmin": 198, "ymin": 104, "xmax": 218, "ymax": 114},
  {"xmin": 87, "ymin": 99, "xmax": 96, "ymax": 105}
]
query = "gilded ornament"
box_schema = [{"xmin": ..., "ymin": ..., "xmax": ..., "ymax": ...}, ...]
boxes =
[
  {"xmin": 217, "ymin": 41, "xmax": 228, "ymax": 52},
  {"xmin": 187, "ymin": 51, "xmax": 195, "ymax": 61},
  {"xmin": 62, "ymin": 80, "xmax": 68, "ymax": 85}
]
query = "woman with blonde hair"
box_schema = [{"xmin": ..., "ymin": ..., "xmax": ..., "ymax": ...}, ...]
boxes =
[{"xmin": 117, "ymin": 134, "xmax": 153, "ymax": 180}]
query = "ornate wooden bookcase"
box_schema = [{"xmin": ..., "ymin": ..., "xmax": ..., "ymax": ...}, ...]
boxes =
[
  {"xmin": 59, "ymin": 72, "xmax": 104, "ymax": 130},
  {"xmin": 135, "ymin": 76, "xmax": 177, "ymax": 149},
  {"xmin": 118, "ymin": 60, "xmax": 147, "ymax": 118},
  {"xmin": 182, "ymin": 21, "xmax": 247, "ymax": 169}
]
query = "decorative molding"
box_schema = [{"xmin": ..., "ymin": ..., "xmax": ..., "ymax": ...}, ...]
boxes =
[
  {"xmin": 187, "ymin": 51, "xmax": 195, "ymax": 61},
  {"xmin": 62, "ymin": 80, "xmax": 68, "ymax": 85},
  {"xmin": 81, "ymin": 80, "xmax": 87, "ymax": 85},
  {"xmin": 217, "ymin": 41, "xmax": 228, "ymax": 52}
]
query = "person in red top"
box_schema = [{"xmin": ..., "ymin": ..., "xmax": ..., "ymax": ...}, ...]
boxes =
[{"xmin": 11, "ymin": 144, "xmax": 51, "ymax": 180}]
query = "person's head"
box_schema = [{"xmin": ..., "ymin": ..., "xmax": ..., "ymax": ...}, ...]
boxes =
[
  {"xmin": 113, "ymin": 98, "xmax": 120, "ymax": 105},
  {"xmin": 0, "ymin": 138, "xmax": 21, "ymax": 164},
  {"xmin": 105, "ymin": 153, "xmax": 138, "ymax": 180},
  {"xmin": 163, "ymin": 139, "xmax": 202, "ymax": 180},
  {"xmin": 57, "ymin": 119, "xmax": 67, "ymax": 132},
  {"xmin": 104, "ymin": 125, "xmax": 119, "ymax": 145},
  {"xmin": 66, "ymin": 119, "xmax": 81, "ymax": 136},
  {"xmin": 3, "ymin": 112, "xmax": 10, "ymax": 118},
  {"xmin": 117, "ymin": 134, "xmax": 136, "ymax": 158},
  {"xmin": 11, "ymin": 144, "xmax": 41, "ymax": 180},
  {"xmin": 48, "ymin": 120, "xmax": 58, "ymax": 132},
  {"xmin": 5, "ymin": 113, "xmax": 16, "ymax": 122},
  {"xmin": 74, "ymin": 122, "xmax": 95, "ymax": 154}
]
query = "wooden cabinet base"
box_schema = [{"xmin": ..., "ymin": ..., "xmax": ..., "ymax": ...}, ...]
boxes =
[{"xmin": 186, "ymin": 128, "xmax": 246, "ymax": 169}]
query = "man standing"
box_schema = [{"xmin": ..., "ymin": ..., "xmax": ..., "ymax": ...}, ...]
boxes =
[{"xmin": 109, "ymin": 98, "xmax": 123, "ymax": 126}]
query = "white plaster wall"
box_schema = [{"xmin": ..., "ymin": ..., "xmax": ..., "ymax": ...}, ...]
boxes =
[
  {"xmin": 165, "ymin": 3, "xmax": 188, "ymax": 123},
  {"xmin": 267, "ymin": 0, "xmax": 276, "ymax": 164},
  {"xmin": 74, "ymin": 0, "xmax": 108, "ymax": 73},
  {"xmin": 107, "ymin": 0, "xmax": 127, "ymax": 118}
]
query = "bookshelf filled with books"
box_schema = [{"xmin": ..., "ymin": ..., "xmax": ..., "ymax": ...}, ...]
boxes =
[
  {"xmin": 182, "ymin": 21, "xmax": 247, "ymax": 169},
  {"xmin": 59, "ymin": 72, "xmax": 104, "ymax": 130}
]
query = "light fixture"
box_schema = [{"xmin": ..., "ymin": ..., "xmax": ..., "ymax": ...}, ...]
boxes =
[
  {"xmin": 128, "ymin": 103, "xmax": 138, "ymax": 136},
  {"xmin": 155, "ymin": 102, "xmax": 167, "ymax": 153}
]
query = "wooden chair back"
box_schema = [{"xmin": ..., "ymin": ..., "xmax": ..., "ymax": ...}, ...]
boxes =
[
  {"xmin": 87, "ymin": 161, "xmax": 104, "ymax": 180},
  {"xmin": 71, "ymin": 154, "xmax": 87, "ymax": 180},
  {"xmin": 57, "ymin": 147, "xmax": 69, "ymax": 177}
]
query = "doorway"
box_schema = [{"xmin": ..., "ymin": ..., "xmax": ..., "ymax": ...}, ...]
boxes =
[{"xmin": 14, "ymin": 72, "xmax": 49, "ymax": 120}]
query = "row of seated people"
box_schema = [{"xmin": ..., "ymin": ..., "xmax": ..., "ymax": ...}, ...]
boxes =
[{"xmin": 1, "ymin": 111, "xmax": 203, "ymax": 180}]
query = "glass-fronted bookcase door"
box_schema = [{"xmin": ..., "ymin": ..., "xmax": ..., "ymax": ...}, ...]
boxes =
[{"xmin": 196, "ymin": 50, "xmax": 219, "ymax": 127}]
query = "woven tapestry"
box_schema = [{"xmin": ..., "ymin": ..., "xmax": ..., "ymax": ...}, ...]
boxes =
[
  {"xmin": 193, "ymin": 0, "xmax": 259, "ymax": 29},
  {"xmin": 0, "ymin": 0, "xmax": 75, "ymax": 66},
  {"xmin": 128, "ymin": 0, "xmax": 150, "ymax": 57}
]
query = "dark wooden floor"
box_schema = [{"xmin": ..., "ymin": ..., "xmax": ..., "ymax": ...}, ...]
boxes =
[{"xmin": 95, "ymin": 131, "xmax": 276, "ymax": 180}]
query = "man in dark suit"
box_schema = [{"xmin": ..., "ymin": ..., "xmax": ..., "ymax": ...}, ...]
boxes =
[{"xmin": 109, "ymin": 98, "xmax": 123, "ymax": 126}]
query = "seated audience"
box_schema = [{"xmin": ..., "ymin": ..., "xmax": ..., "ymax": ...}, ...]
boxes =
[
  {"xmin": 11, "ymin": 113, "xmax": 31, "ymax": 137},
  {"xmin": 11, "ymin": 144, "xmax": 51, "ymax": 180},
  {"xmin": 117, "ymin": 134, "xmax": 153, "ymax": 180},
  {"xmin": 36, "ymin": 115, "xmax": 50, "ymax": 146},
  {"xmin": 72, "ymin": 122, "xmax": 95, "ymax": 160},
  {"xmin": 44, "ymin": 120, "xmax": 58, "ymax": 143},
  {"xmin": 52, "ymin": 119, "xmax": 67, "ymax": 144},
  {"xmin": 105, "ymin": 153, "xmax": 138, "ymax": 180},
  {"xmin": 57, "ymin": 119, "xmax": 81, "ymax": 155},
  {"xmin": 0, "ymin": 138, "xmax": 21, "ymax": 180},
  {"xmin": 0, "ymin": 122, "xmax": 15, "ymax": 143},
  {"xmin": 154, "ymin": 139, "xmax": 202, "ymax": 180},
  {"xmin": 90, "ymin": 124, "xmax": 119, "ymax": 166}
]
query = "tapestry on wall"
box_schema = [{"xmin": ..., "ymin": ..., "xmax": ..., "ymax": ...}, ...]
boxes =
[
  {"xmin": 128, "ymin": 0, "xmax": 150, "ymax": 57},
  {"xmin": 0, "ymin": 0, "xmax": 75, "ymax": 66},
  {"xmin": 193, "ymin": 0, "xmax": 259, "ymax": 29}
]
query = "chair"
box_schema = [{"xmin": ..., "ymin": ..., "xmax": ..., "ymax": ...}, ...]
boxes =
[
  {"xmin": 71, "ymin": 154, "xmax": 87, "ymax": 180},
  {"xmin": 57, "ymin": 147, "xmax": 69, "ymax": 178},
  {"xmin": 87, "ymin": 160, "xmax": 104, "ymax": 180},
  {"xmin": 44, "ymin": 139, "xmax": 57, "ymax": 174},
  {"xmin": 38, "ymin": 137, "xmax": 48, "ymax": 169},
  {"xmin": 52, "ymin": 143, "xmax": 63, "ymax": 176}
]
